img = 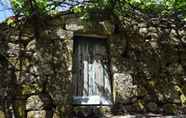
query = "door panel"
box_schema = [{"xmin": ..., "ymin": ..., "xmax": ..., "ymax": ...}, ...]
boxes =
[{"xmin": 72, "ymin": 36, "xmax": 112, "ymax": 105}]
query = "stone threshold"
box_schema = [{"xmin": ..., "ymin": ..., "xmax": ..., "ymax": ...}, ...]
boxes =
[{"xmin": 103, "ymin": 114, "xmax": 186, "ymax": 118}]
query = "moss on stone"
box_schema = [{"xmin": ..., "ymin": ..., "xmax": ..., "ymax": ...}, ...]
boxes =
[
  {"xmin": 180, "ymin": 94, "xmax": 186, "ymax": 105},
  {"xmin": 137, "ymin": 87, "xmax": 148, "ymax": 97},
  {"xmin": 27, "ymin": 111, "xmax": 46, "ymax": 118},
  {"xmin": 0, "ymin": 111, "xmax": 5, "ymax": 118},
  {"xmin": 163, "ymin": 104, "xmax": 177, "ymax": 114},
  {"xmin": 14, "ymin": 100, "xmax": 26, "ymax": 118},
  {"xmin": 21, "ymin": 83, "xmax": 42, "ymax": 95},
  {"xmin": 133, "ymin": 100, "xmax": 145, "ymax": 112},
  {"xmin": 98, "ymin": 106, "xmax": 111, "ymax": 113}
]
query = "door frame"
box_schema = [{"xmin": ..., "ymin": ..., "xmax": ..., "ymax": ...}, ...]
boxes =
[{"xmin": 72, "ymin": 34, "xmax": 113, "ymax": 106}]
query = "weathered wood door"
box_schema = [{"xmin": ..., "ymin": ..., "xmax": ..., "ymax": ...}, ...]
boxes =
[{"xmin": 72, "ymin": 36, "xmax": 112, "ymax": 105}]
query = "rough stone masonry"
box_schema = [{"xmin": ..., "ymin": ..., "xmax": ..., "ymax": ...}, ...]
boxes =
[{"xmin": 0, "ymin": 13, "xmax": 186, "ymax": 117}]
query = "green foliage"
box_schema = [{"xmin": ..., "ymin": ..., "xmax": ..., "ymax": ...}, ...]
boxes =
[
  {"xmin": 70, "ymin": 0, "xmax": 186, "ymax": 21},
  {"xmin": 5, "ymin": 17, "xmax": 16, "ymax": 27},
  {"xmin": 11, "ymin": 0, "xmax": 186, "ymax": 20},
  {"xmin": 72, "ymin": 6, "xmax": 82, "ymax": 13},
  {"xmin": 11, "ymin": 0, "xmax": 53, "ymax": 16}
]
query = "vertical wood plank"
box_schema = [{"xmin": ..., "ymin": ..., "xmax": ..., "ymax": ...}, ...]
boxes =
[{"xmin": 83, "ymin": 42, "xmax": 88, "ymax": 95}]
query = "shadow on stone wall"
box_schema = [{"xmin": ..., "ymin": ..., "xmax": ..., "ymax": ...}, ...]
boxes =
[
  {"xmin": 0, "ymin": 16, "xmax": 73, "ymax": 117},
  {"xmin": 0, "ymin": 24, "xmax": 18, "ymax": 118},
  {"xmin": 111, "ymin": 16, "xmax": 186, "ymax": 115}
]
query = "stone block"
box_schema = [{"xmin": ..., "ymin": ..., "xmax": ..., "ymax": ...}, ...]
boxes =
[
  {"xmin": 27, "ymin": 110, "xmax": 46, "ymax": 118},
  {"xmin": 26, "ymin": 95, "xmax": 44, "ymax": 111},
  {"xmin": 114, "ymin": 73, "xmax": 137, "ymax": 104},
  {"xmin": 147, "ymin": 102, "xmax": 158, "ymax": 112},
  {"xmin": 0, "ymin": 111, "xmax": 5, "ymax": 118},
  {"xmin": 163, "ymin": 104, "xmax": 177, "ymax": 114}
]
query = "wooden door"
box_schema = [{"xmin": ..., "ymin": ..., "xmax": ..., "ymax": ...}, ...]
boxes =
[{"xmin": 72, "ymin": 36, "xmax": 112, "ymax": 105}]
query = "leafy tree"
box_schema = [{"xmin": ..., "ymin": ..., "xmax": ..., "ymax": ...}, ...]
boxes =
[
  {"xmin": 69, "ymin": 0, "xmax": 186, "ymax": 21},
  {"xmin": 10, "ymin": 0, "xmax": 186, "ymax": 18},
  {"xmin": 12, "ymin": 0, "xmax": 49, "ymax": 16},
  {"xmin": 11, "ymin": 0, "xmax": 88, "ymax": 16}
]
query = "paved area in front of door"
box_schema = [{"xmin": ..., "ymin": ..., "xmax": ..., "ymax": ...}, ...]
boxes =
[{"xmin": 104, "ymin": 114, "xmax": 186, "ymax": 118}]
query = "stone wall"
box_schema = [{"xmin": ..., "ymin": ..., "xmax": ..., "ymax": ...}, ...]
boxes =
[
  {"xmin": 0, "ymin": 15, "xmax": 113, "ymax": 117},
  {"xmin": 110, "ymin": 17, "xmax": 186, "ymax": 115},
  {"xmin": 0, "ymin": 16, "xmax": 73, "ymax": 117},
  {"xmin": 0, "ymin": 14, "xmax": 186, "ymax": 118}
]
